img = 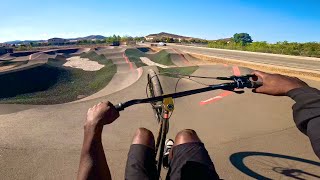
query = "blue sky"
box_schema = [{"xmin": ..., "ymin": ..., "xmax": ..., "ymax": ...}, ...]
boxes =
[{"xmin": 1, "ymin": 0, "xmax": 320, "ymax": 43}]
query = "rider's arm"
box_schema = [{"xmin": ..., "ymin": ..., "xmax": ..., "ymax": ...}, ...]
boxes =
[
  {"xmin": 77, "ymin": 102, "xmax": 119, "ymax": 180},
  {"xmin": 287, "ymin": 87, "xmax": 320, "ymax": 158},
  {"xmin": 253, "ymin": 71, "xmax": 320, "ymax": 158}
]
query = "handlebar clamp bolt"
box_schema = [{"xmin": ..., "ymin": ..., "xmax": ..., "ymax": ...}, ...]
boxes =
[{"xmin": 167, "ymin": 104, "xmax": 174, "ymax": 111}]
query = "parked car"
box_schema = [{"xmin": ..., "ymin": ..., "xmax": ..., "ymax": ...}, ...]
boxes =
[
  {"xmin": 158, "ymin": 42, "xmax": 166, "ymax": 46},
  {"xmin": 111, "ymin": 41, "xmax": 120, "ymax": 46}
]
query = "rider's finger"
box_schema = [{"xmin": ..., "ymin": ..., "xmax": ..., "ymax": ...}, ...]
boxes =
[
  {"xmin": 256, "ymin": 88, "xmax": 266, "ymax": 94},
  {"xmin": 252, "ymin": 86, "xmax": 266, "ymax": 94},
  {"xmin": 252, "ymin": 71, "xmax": 266, "ymax": 79},
  {"xmin": 252, "ymin": 75, "xmax": 258, "ymax": 81}
]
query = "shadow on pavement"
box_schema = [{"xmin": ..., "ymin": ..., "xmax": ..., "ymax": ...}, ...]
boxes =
[
  {"xmin": 137, "ymin": 47, "xmax": 151, "ymax": 52},
  {"xmin": 229, "ymin": 151, "xmax": 320, "ymax": 180}
]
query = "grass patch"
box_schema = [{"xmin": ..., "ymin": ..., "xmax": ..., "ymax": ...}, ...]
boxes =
[
  {"xmin": 0, "ymin": 51, "xmax": 116, "ymax": 104},
  {"xmin": 0, "ymin": 60, "xmax": 28, "ymax": 67},
  {"xmin": 158, "ymin": 66, "xmax": 199, "ymax": 77},
  {"xmin": 125, "ymin": 48, "xmax": 146, "ymax": 68},
  {"xmin": 148, "ymin": 50, "xmax": 175, "ymax": 66}
]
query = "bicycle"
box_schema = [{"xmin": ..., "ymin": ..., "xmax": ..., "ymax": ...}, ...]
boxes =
[{"xmin": 115, "ymin": 69, "xmax": 262, "ymax": 179}]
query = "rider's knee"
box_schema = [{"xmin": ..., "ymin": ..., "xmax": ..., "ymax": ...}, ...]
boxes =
[
  {"xmin": 174, "ymin": 129, "xmax": 201, "ymax": 145},
  {"xmin": 177, "ymin": 129, "xmax": 197, "ymax": 137},
  {"xmin": 132, "ymin": 128, "xmax": 155, "ymax": 149}
]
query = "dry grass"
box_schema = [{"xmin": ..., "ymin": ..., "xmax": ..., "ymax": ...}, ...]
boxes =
[
  {"xmin": 0, "ymin": 64, "xmax": 16, "ymax": 71},
  {"xmin": 64, "ymin": 56, "xmax": 104, "ymax": 71}
]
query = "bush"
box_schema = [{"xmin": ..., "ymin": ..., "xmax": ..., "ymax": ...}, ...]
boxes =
[{"xmin": 208, "ymin": 41, "xmax": 320, "ymax": 58}]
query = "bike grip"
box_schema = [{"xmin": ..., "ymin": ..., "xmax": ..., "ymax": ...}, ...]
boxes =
[
  {"xmin": 252, "ymin": 81, "xmax": 263, "ymax": 88},
  {"xmin": 114, "ymin": 103, "xmax": 124, "ymax": 111}
]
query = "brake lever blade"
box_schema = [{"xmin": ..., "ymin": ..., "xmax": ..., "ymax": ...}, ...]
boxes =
[
  {"xmin": 232, "ymin": 90, "xmax": 245, "ymax": 94},
  {"xmin": 217, "ymin": 74, "xmax": 257, "ymax": 81}
]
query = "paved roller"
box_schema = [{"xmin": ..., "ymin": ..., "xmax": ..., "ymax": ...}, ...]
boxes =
[{"xmin": 1, "ymin": 46, "xmax": 320, "ymax": 179}]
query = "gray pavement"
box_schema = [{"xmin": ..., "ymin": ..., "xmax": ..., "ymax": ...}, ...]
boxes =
[
  {"xmin": 1, "ymin": 47, "xmax": 320, "ymax": 179},
  {"xmin": 165, "ymin": 44, "xmax": 320, "ymax": 72}
]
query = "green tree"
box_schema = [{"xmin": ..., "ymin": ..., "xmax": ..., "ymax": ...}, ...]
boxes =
[
  {"xmin": 181, "ymin": 39, "xmax": 188, "ymax": 43},
  {"xmin": 117, "ymin": 35, "xmax": 121, "ymax": 41},
  {"xmin": 233, "ymin": 33, "xmax": 253, "ymax": 45},
  {"xmin": 121, "ymin": 36, "xmax": 128, "ymax": 42},
  {"xmin": 166, "ymin": 37, "xmax": 174, "ymax": 43},
  {"xmin": 174, "ymin": 38, "xmax": 180, "ymax": 43},
  {"xmin": 100, "ymin": 39, "xmax": 106, "ymax": 43},
  {"xmin": 96, "ymin": 39, "xmax": 102, "ymax": 44},
  {"xmin": 134, "ymin": 36, "xmax": 145, "ymax": 42},
  {"xmin": 106, "ymin": 36, "xmax": 113, "ymax": 44}
]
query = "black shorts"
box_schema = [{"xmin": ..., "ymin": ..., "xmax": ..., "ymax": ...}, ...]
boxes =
[{"xmin": 125, "ymin": 142, "xmax": 220, "ymax": 180}]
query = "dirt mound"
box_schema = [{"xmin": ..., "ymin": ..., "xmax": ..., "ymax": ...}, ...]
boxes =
[
  {"xmin": 96, "ymin": 47, "xmax": 125, "ymax": 55},
  {"xmin": 64, "ymin": 56, "xmax": 105, "ymax": 71},
  {"xmin": 76, "ymin": 67, "xmax": 143, "ymax": 102},
  {"xmin": 104, "ymin": 52, "xmax": 124, "ymax": 59},
  {"xmin": 9, "ymin": 51, "xmax": 39, "ymax": 57},
  {"xmin": 0, "ymin": 54, "xmax": 15, "ymax": 61},
  {"xmin": 0, "ymin": 61, "xmax": 28, "ymax": 72},
  {"xmin": 0, "ymin": 51, "xmax": 117, "ymax": 104},
  {"xmin": 0, "ymin": 64, "xmax": 64, "ymax": 99},
  {"xmin": 43, "ymin": 48, "xmax": 90, "ymax": 56},
  {"xmin": 29, "ymin": 52, "xmax": 49, "ymax": 61},
  {"xmin": 147, "ymin": 49, "xmax": 175, "ymax": 66}
]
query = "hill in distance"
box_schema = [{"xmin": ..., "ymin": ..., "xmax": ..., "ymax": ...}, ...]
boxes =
[
  {"xmin": 4, "ymin": 35, "xmax": 106, "ymax": 44},
  {"xmin": 69, "ymin": 35, "xmax": 106, "ymax": 41},
  {"xmin": 146, "ymin": 32, "xmax": 191, "ymax": 39},
  {"xmin": 4, "ymin": 32, "xmax": 206, "ymax": 44},
  {"xmin": 4, "ymin": 40, "xmax": 46, "ymax": 44}
]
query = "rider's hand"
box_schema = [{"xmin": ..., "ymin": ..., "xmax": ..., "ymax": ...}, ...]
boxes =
[
  {"xmin": 85, "ymin": 101, "xmax": 120, "ymax": 128},
  {"xmin": 252, "ymin": 71, "xmax": 308, "ymax": 96}
]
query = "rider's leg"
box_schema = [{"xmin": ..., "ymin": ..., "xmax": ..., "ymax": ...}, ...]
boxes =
[
  {"xmin": 167, "ymin": 129, "xmax": 200, "ymax": 159},
  {"xmin": 166, "ymin": 129, "xmax": 220, "ymax": 180},
  {"xmin": 132, "ymin": 127, "xmax": 155, "ymax": 148},
  {"xmin": 125, "ymin": 128, "xmax": 157, "ymax": 180},
  {"xmin": 174, "ymin": 129, "xmax": 201, "ymax": 144}
]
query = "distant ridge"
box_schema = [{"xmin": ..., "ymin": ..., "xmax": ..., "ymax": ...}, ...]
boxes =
[
  {"xmin": 69, "ymin": 35, "xmax": 106, "ymax": 41},
  {"xmin": 4, "ymin": 32, "xmax": 204, "ymax": 44},
  {"xmin": 146, "ymin": 32, "xmax": 191, "ymax": 39},
  {"xmin": 4, "ymin": 40, "xmax": 46, "ymax": 44},
  {"xmin": 4, "ymin": 35, "xmax": 106, "ymax": 44}
]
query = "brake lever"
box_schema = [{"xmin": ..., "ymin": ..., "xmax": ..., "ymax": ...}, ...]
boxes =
[
  {"xmin": 217, "ymin": 74, "xmax": 257, "ymax": 81},
  {"xmin": 217, "ymin": 74, "xmax": 261, "ymax": 89}
]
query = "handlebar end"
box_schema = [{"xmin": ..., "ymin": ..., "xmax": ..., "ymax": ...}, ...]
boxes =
[{"xmin": 114, "ymin": 103, "xmax": 124, "ymax": 111}]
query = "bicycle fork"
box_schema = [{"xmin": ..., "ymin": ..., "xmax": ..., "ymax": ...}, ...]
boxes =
[{"xmin": 155, "ymin": 97, "xmax": 174, "ymax": 178}]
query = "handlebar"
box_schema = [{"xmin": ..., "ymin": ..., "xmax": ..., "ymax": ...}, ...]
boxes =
[{"xmin": 114, "ymin": 75, "xmax": 262, "ymax": 111}]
